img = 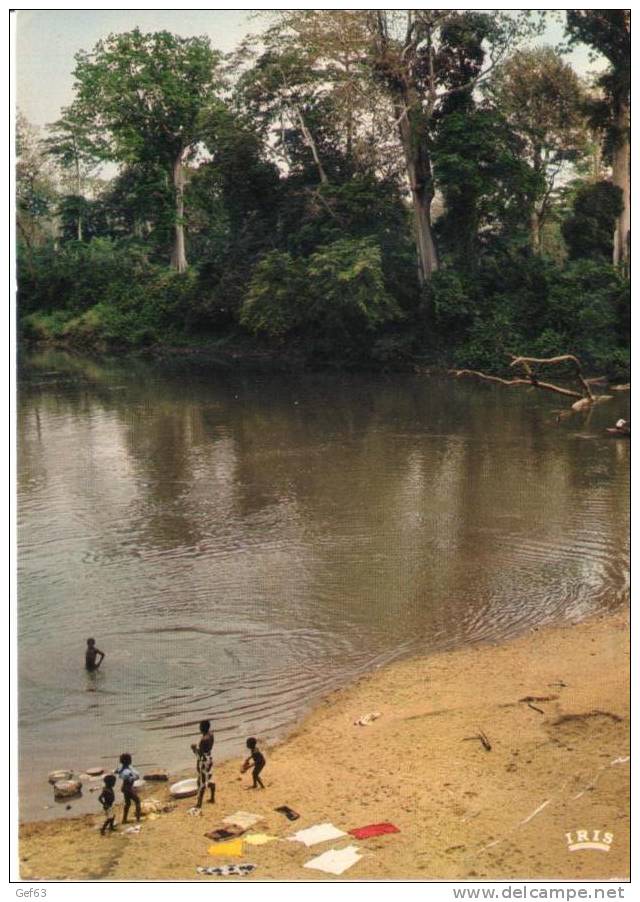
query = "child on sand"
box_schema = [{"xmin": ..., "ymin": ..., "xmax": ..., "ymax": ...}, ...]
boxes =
[
  {"xmin": 190, "ymin": 719, "xmax": 215, "ymax": 808},
  {"xmin": 114, "ymin": 753, "xmax": 142, "ymax": 823},
  {"xmin": 98, "ymin": 774, "xmax": 117, "ymax": 835},
  {"xmin": 242, "ymin": 737, "xmax": 266, "ymax": 789}
]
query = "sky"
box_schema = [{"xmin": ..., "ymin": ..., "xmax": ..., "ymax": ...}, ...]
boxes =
[
  {"xmin": 16, "ymin": 10, "xmax": 253, "ymax": 127},
  {"xmin": 15, "ymin": 9, "xmax": 601, "ymax": 129}
]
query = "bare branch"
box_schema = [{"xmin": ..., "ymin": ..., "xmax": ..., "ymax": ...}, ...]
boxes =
[
  {"xmin": 509, "ymin": 354, "xmax": 583, "ymax": 368},
  {"xmin": 508, "ymin": 354, "xmax": 594, "ymax": 400},
  {"xmin": 451, "ymin": 369, "xmax": 533, "ymax": 388},
  {"xmin": 451, "ymin": 369, "xmax": 583, "ymax": 399}
]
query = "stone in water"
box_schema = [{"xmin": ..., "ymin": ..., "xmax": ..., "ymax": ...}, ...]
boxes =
[
  {"xmin": 53, "ymin": 779, "xmax": 82, "ymax": 799},
  {"xmin": 143, "ymin": 770, "xmax": 169, "ymax": 782},
  {"xmin": 48, "ymin": 770, "xmax": 73, "ymax": 785}
]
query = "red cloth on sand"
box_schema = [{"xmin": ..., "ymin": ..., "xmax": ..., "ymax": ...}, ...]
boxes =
[{"xmin": 349, "ymin": 822, "xmax": 400, "ymax": 839}]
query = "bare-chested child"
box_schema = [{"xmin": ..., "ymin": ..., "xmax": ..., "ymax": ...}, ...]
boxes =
[
  {"xmin": 85, "ymin": 638, "xmax": 105, "ymax": 671},
  {"xmin": 242, "ymin": 737, "xmax": 266, "ymax": 789},
  {"xmin": 98, "ymin": 774, "xmax": 117, "ymax": 835}
]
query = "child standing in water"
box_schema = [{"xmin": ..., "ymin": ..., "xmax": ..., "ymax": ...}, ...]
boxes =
[
  {"xmin": 98, "ymin": 774, "xmax": 117, "ymax": 835},
  {"xmin": 242, "ymin": 737, "xmax": 266, "ymax": 789},
  {"xmin": 191, "ymin": 720, "xmax": 215, "ymax": 808},
  {"xmin": 114, "ymin": 753, "xmax": 142, "ymax": 823},
  {"xmin": 85, "ymin": 638, "xmax": 105, "ymax": 671}
]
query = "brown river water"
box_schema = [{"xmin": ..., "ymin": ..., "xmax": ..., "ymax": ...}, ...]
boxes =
[{"xmin": 17, "ymin": 351, "xmax": 629, "ymax": 821}]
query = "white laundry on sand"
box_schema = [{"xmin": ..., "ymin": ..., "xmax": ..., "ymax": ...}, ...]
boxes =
[
  {"xmin": 303, "ymin": 845, "xmax": 363, "ymax": 876},
  {"xmin": 288, "ymin": 822, "xmax": 347, "ymax": 847},
  {"xmin": 222, "ymin": 811, "xmax": 264, "ymax": 830}
]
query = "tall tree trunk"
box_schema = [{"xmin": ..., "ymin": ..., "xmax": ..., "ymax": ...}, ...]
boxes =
[
  {"xmin": 344, "ymin": 59, "xmax": 354, "ymax": 162},
  {"xmin": 530, "ymin": 209, "xmax": 541, "ymax": 255},
  {"xmin": 529, "ymin": 148, "xmax": 544, "ymax": 255},
  {"xmin": 295, "ymin": 108, "xmax": 329, "ymax": 185},
  {"xmin": 612, "ymin": 98, "xmax": 630, "ymax": 268},
  {"xmin": 75, "ymin": 145, "xmax": 83, "ymax": 242},
  {"xmin": 170, "ymin": 153, "xmax": 188, "ymax": 273},
  {"xmin": 371, "ymin": 11, "xmax": 437, "ymax": 283},
  {"xmin": 395, "ymin": 95, "xmax": 438, "ymax": 284}
]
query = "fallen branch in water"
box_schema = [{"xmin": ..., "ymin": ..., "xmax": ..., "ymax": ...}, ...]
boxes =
[
  {"xmin": 451, "ymin": 369, "xmax": 582, "ymax": 399},
  {"xmin": 451, "ymin": 354, "xmax": 612, "ymax": 415}
]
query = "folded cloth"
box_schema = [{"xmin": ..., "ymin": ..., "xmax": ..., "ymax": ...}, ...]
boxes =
[
  {"xmin": 303, "ymin": 845, "xmax": 363, "ymax": 876},
  {"xmin": 222, "ymin": 811, "xmax": 263, "ymax": 830},
  {"xmin": 275, "ymin": 805, "xmax": 299, "ymax": 821},
  {"xmin": 207, "ymin": 838, "xmax": 244, "ymax": 857},
  {"xmin": 123, "ymin": 825, "xmax": 141, "ymax": 835},
  {"xmin": 244, "ymin": 833, "xmax": 278, "ymax": 846},
  {"xmin": 197, "ymin": 864, "xmax": 256, "ymax": 877},
  {"xmin": 349, "ymin": 822, "xmax": 400, "ymax": 840},
  {"xmin": 205, "ymin": 826, "xmax": 246, "ymax": 842},
  {"xmin": 288, "ymin": 822, "xmax": 347, "ymax": 847}
]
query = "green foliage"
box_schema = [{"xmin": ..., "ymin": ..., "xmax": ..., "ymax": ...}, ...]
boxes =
[
  {"xmin": 485, "ymin": 47, "xmax": 587, "ymax": 171},
  {"xmin": 542, "ymin": 260, "xmax": 628, "ymax": 366},
  {"xmin": 18, "ymin": 239, "xmax": 198, "ymax": 347},
  {"xmin": 43, "ymin": 106, "xmax": 103, "ymax": 199},
  {"xmin": 565, "ymin": 11, "xmax": 630, "ymax": 105},
  {"xmin": 98, "ymin": 162, "xmax": 174, "ymax": 251},
  {"xmin": 428, "ymin": 270, "xmax": 473, "ymax": 331},
  {"xmin": 306, "ymin": 237, "xmax": 402, "ymax": 331},
  {"xmin": 450, "ymin": 256, "xmax": 629, "ymax": 376},
  {"xmin": 57, "ymin": 194, "xmax": 104, "ymax": 242},
  {"xmin": 454, "ymin": 302, "xmax": 527, "ymax": 372},
  {"xmin": 241, "ymin": 238, "xmax": 402, "ymax": 356},
  {"xmin": 18, "ymin": 239, "xmax": 131, "ymax": 315},
  {"xmin": 433, "ymin": 107, "xmax": 540, "ymax": 265},
  {"xmin": 73, "ymin": 29, "xmax": 223, "ymax": 167},
  {"xmin": 565, "ymin": 12, "xmax": 630, "ymax": 165},
  {"xmin": 239, "ymin": 251, "xmax": 306, "ymax": 338},
  {"xmin": 16, "ymin": 112, "xmax": 59, "ymax": 246},
  {"xmin": 562, "ymin": 181, "xmax": 623, "ymax": 260},
  {"xmin": 20, "ymin": 310, "xmax": 76, "ymax": 343},
  {"xmin": 186, "ymin": 112, "xmax": 283, "ymax": 321}
]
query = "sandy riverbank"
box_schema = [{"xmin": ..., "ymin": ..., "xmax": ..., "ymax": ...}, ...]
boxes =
[{"xmin": 19, "ymin": 610, "xmax": 630, "ymax": 881}]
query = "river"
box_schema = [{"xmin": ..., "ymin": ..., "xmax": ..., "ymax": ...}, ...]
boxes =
[{"xmin": 17, "ymin": 351, "xmax": 629, "ymax": 821}]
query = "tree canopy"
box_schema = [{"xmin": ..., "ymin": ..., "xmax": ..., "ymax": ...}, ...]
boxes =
[
  {"xmin": 565, "ymin": 10, "xmax": 630, "ymax": 266},
  {"xmin": 71, "ymin": 28, "xmax": 224, "ymax": 270},
  {"xmin": 15, "ymin": 14, "xmax": 630, "ymax": 379}
]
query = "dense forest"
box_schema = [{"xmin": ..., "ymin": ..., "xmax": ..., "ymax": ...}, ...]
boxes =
[{"xmin": 16, "ymin": 10, "xmax": 630, "ymax": 375}]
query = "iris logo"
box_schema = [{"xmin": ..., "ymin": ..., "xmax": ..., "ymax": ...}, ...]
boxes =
[{"xmin": 565, "ymin": 829, "xmax": 613, "ymax": 852}]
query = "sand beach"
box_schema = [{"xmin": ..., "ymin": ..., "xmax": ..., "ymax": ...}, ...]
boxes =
[{"xmin": 19, "ymin": 610, "xmax": 630, "ymax": 881}]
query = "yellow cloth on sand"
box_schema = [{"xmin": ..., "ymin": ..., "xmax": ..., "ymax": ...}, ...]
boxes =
[
  {"xmin": 207, "ymin": 839, "xmax": 244, "ymax": 857},
  {"xmin": 244, "ymin": 833, "xmax": 278, "ymax": 846}
]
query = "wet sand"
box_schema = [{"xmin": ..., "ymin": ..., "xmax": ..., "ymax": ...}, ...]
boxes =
[{"xmin": 19, "ymin": 610, "xmax": 629, "ymax": 881}]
